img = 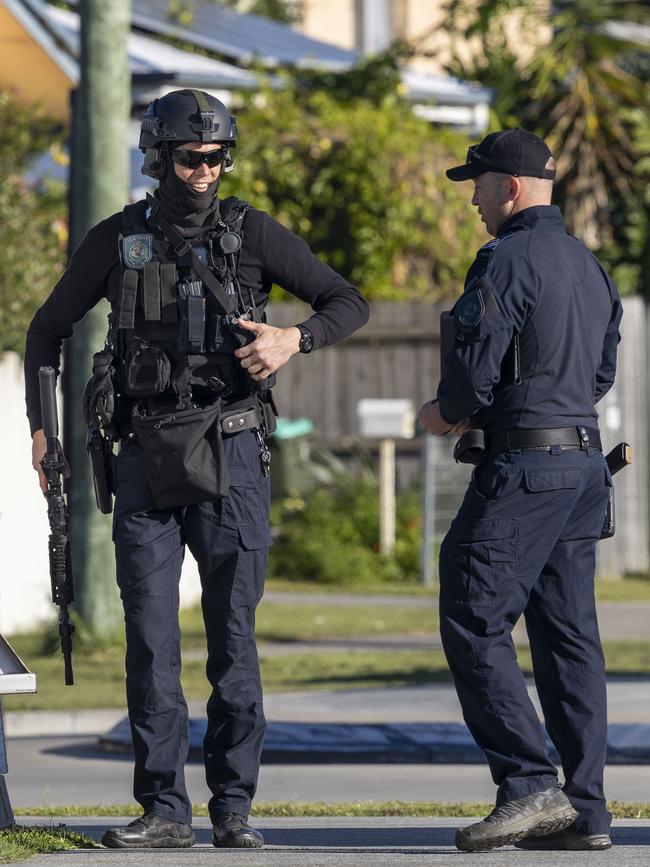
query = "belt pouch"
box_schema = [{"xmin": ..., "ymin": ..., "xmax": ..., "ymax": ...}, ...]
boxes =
[
  {"xmin": 131, "ymin": 400, "xmax": 229, "ymax": 508},
  {"xmin": 454, "ymin": 428, "xmax": 485, "ymax": 465}
]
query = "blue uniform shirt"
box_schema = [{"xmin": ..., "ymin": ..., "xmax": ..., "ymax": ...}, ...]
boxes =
[{"xmin": 437, "ymin": 205, "xmax": 622, "ymax": 432}]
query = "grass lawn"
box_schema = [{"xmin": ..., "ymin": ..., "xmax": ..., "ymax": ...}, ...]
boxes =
[
  {"xmin": 212, "ymin": 600, "xmax": 437, "ymax": 643},
  {"xmin": 265, "ymin": 576, "xmax": 650, "ymax": 603},
  {"xmin": 0, "ymin": 826, "xmax": 97, "ymax": 863},
  {"xmin": 4, "ymin": 637, "xmax": 650, "ymax": 711},
  {"xmin": 13, "ymin": 800, "xmax": 650, "ymax": 820}
]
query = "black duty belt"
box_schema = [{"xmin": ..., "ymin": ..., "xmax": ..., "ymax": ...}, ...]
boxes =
[
  {"xmin": 486, "ymin": 426, "xmax": 602, "ymax": 455},
  {"xmin": 220, "ymin": 405, "xmax": 264, "ymax": 435}
]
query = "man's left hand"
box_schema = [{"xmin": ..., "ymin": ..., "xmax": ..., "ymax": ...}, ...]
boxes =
[
  {"xmin": 418, "ymin": 400, "xmax": 469, "ymax": 437},
  {"xmin": 234, "ymin": 320, "xmax": 301, "ymax": 381}
]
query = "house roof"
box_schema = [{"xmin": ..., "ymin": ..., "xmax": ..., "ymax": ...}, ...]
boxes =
[
  {"xmin": 65, "ymin": 0, "xmax": 358, "ymax": 69},
  {"xmin": 1, "ymin": 0, "xmax": 491, "ymax": 129}
]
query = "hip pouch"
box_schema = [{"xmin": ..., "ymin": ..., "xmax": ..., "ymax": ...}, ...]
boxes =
[{"xmin": 131, "ymin": 399, "xmax": 229, "ymax": 509}]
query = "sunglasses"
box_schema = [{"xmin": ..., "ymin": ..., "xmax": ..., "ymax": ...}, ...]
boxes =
[{"xmin": 171, "ymin": 148, "xmax": 226, "ymax": 170}]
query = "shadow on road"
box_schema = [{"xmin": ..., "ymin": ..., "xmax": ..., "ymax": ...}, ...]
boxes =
[{"xmin": 39, "ymin": 821, "xmax": 650, "ymax": 851}]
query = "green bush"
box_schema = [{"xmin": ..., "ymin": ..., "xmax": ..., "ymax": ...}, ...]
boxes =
[
  {"xmin": 268, "ymin": 472, "xmax": 423, "ymax": 585},
  {"xmin": 226, "ymin": 72, "xmax": 486, "ymax": 301},
  {"xmin": 0, "ymin": 91, "xmax": 67, "ymax": 355}
]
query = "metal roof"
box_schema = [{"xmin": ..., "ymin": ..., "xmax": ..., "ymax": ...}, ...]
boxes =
[
  {"xmin": 41, "ymin": 3, "xmax": 264, "ymax": 94},
  {"xmin": 4, "ymin": 0, "xmax": 491, "ymax": 121},
  {"xmin": 62, "ymin": 0, "xmax": 359, "ymax": 69}
]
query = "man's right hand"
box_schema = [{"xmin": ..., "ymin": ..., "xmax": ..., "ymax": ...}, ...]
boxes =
[{"xmin": 32, "ymin": 429, "xmax": 70, "ymax": 494}]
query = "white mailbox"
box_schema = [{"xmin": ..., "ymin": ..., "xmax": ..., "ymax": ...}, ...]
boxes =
[
  {"xmin": 357, "ymin": 399, "xmax": 415, "ymax": 440},
  {"xmin": 0, "ymin": 635, "xmax": 36, "ymax": 695}
]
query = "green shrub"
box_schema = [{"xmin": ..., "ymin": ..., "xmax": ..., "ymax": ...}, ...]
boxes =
[
  {"xmin": 0, "ymin": 91, "xmax": 67, "ymax": 355},
  {"xmin": 226, "ymin": 72, "xmax": 487, "ymax": 302},
  {"xmin": 269, "ymin": 473, "xmax": 422, "ymax": 585}
]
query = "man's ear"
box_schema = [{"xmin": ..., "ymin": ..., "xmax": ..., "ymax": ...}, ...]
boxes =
[{"xmin": 508, "ymin": 175, "xmax": 522, "ymax": 202}]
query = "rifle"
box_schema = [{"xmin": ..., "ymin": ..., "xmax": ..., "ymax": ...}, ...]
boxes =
[{"xmin": 38, "ymin": 366, "xmax": 75, "ymax": 686}]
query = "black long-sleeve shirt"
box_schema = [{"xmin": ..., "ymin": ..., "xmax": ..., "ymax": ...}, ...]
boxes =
[
  {"xmin": 25, "ymin": 203, "xmax": 369, "ymax": 433},
  {"xmin": 437, "ymin": 206, "xmax": 623, "ymax": 432}
]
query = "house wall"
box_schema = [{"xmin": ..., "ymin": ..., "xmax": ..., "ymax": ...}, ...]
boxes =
[
  {"xmin": 299, "ymin": 0, "xmax": 552, "ymax": 76},
  {"xmin": 0, "ymin": 4, "xmax": 72, "ymax": 120},
  {"xmin": 0, "ymin": 353, "xmax": 202, "ymax": 637}
]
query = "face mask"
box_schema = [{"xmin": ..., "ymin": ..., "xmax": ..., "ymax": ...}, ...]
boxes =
[{"xmin": 155, "ymin": 151, "xmax": 221, "ymax": 237}]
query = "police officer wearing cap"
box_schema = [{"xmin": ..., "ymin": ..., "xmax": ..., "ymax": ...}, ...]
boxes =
[
  {"xmin": 25, "ymin": 89, "xmax": 368, "ymax": 849},
  {"xmin": 418, "ymin": 129, "xmax": 622, "ymax": 853}
]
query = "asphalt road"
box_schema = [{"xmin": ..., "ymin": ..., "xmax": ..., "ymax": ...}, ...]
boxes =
[
  {"xmin": 5, "ymin": 735, "xmax": 650, "ymax": 807},
  {"xmin": 15, "ymin": 816, "xmax": 650, "ymax": 866}
]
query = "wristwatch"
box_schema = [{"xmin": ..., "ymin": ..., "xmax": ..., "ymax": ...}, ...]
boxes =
[{"xmin": 296, "ymin": 324, "xmax": 314, "ymax": 354}]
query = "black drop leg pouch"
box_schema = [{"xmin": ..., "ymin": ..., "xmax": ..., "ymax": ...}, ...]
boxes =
[{"xmin": 131, "ymin": 399, "xmax": 229, "ymax": 508}]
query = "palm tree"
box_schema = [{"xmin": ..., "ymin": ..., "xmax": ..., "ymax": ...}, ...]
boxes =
[{"xmin": 444, "ymin": 0, "xmax": 650, "ymax": 251}]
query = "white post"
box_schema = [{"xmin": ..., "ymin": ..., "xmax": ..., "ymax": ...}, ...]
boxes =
[
  {"xmin": 421, "ymin": 433, "xmax": 437, "ymax": 586},
  {"xmin": 379, "ymin": 438, "xmax": 396, "ymax": 556}
]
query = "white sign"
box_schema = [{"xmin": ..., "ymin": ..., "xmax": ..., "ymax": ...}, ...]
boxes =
[
  {"xmin": 0, "ymin": 635, "xmax": 36, "ymax": 695},
  {"xmin": 357, "ymin": 399, "xmax": 415, "ymax": 439}
]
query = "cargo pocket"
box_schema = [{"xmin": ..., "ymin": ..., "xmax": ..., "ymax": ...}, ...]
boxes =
[
  {"xmin": 523, "ymin": 469, "xmax": 580, "ymax": 493},
  {"xmin": 442, "ymin": 518, "xmax": 518, "ymax": 604},
  {"xmin": 238, "ymin": 524, "xmax": 273, "ymax": 551}
]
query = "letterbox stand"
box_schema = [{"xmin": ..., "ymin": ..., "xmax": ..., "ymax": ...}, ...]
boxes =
[{"xmin": 0, "ymin": 634, "xmax": 38, "ymax": 829}]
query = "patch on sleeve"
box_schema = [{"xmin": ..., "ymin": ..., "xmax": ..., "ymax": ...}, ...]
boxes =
[{"xmin": 455, "ymin": 288, "xmax": 485, "ymax": 329}]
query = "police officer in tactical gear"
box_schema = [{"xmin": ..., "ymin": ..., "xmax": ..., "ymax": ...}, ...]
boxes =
[
  {"xmin": 419, "ymin": 129, "xmax": 622, "ymax": 853},
  {"xmin": 26, "ymin": 89, "xmax": 369, "ymax": 849}
]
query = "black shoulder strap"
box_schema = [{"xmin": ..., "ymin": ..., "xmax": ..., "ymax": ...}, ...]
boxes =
[
  {"xmin": 220, "ymin": 196, "xmax": 250, "ymax": 230},
  {"xmin": 122, "ymin": 200, "xmax": 149, "ymax": 235}
]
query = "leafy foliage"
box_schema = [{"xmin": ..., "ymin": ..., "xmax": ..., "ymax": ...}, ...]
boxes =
[
  {"xmin": 268, "ymin": 472, "xmax": 423, "ymax": 585},
  {"xmin": 0, "ymin": 91, "xmax": 67, "ymax": 354},
  {"xmin": 167, "ymin": 0, "xmax": 300, "ymax": 26},
  {"xmin": 225, "ymin": 72, "xmax": 486, "ymax": 300},
  {"xmin": 444, "ymin": 0, "xmax": 650, "ymax": 294}
]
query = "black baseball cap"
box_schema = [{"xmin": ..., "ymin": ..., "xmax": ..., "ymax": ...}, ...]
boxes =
[{"xmin": 446, "ymin": 129, "xmax": 556, "ymax": 182}]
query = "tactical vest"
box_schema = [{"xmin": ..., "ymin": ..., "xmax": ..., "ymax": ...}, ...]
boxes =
[{"xmin": 110, "ymin": 195, "xmax": 266, "ymax": 404}]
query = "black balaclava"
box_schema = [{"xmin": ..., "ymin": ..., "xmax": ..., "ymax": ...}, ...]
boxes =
[{"xmin": 154, "ymin": 149, "xmax": 221, "ymax": 238}]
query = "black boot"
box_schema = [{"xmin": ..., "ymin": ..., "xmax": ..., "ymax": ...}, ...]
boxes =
[
  {"xmin": 101, "ymin": 813, "xmax": 195, "ymax": 849},
  {"xmin": 212, "ymin": 812, "xmax": 264, "ymax": 848},
  {"xmin": 455, "ymin": 786, "xmax": 578, "ymax": 852}
]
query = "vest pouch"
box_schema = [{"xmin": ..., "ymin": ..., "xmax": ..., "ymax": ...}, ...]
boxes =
[
  {"xmin": 131, "ymin": 399, "xmax": 229, "ymax": 509},
  {"xmin": 177, "ymin": 279, "xmax": 206, "ymax": 353},
  {"xmin": 124, "ymin": 342, "xmax": 172, "ymax": 397},
  {"xmin": 207, "ymin": 313, "xmax": 238, "ymax": 353}
]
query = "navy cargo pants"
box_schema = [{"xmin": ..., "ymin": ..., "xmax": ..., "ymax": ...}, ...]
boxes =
[
  {"xmin": 112, "ymin": 428, "xmax": 271, "ymax": 826},
  {"xmin": 439, "ymin": 445, "xmax": 612, "ymax": 835}
]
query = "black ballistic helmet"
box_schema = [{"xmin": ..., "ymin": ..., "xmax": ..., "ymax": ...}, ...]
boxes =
[{"xmin": 139, "ymin": 89, "xmax": 238, "ymax": 178}]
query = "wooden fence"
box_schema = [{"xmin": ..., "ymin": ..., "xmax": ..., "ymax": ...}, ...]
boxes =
[{"xmin": 268, "ymin": 297, "xmax": 650, "ymax": 580}]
